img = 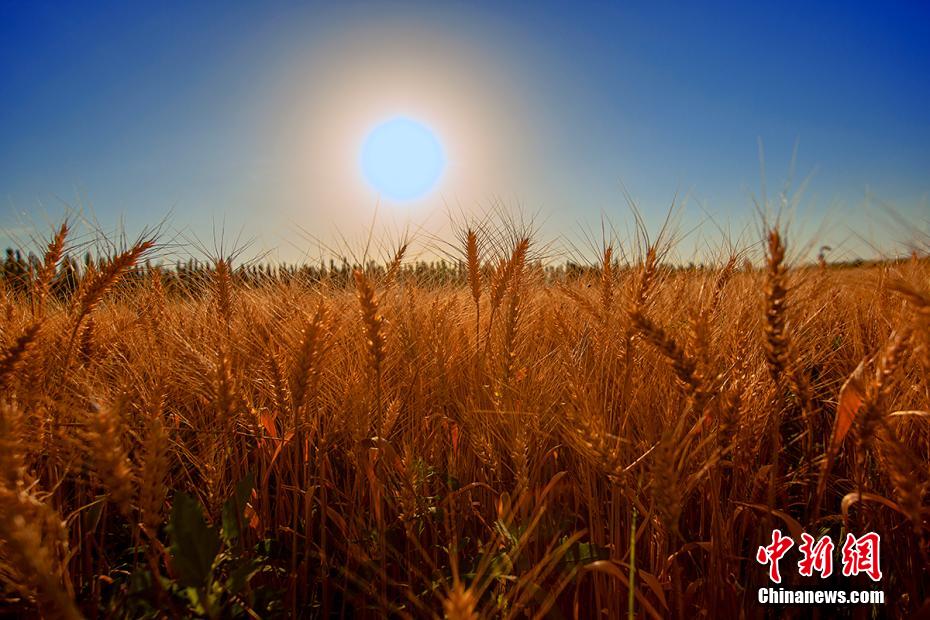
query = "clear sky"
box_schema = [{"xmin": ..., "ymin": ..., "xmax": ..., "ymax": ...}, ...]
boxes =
[{"xmin": 2, "ymin": 1, "xmax": 928, "ymax": 262}]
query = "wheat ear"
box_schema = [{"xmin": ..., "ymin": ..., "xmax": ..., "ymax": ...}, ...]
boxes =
[
  {"xmin": 64, "ymin": 240, "xmax": 154, "ymax": 376},
  {"xmin": 384, "ymin": 242, "xmax": 408, "ymax": 288},
  {"xmin": 33, "ymin": 222, "xmax": 68, "ymax": 318},
  {"xmin": 0, "ymin": 322, "xmax": 42, "ymax": 391},
  {"xmin": 0, "ymin": 487, "xmax": 81, "ymax": 620},
  {"xmin": 763, "ymin": 229, "xmax": 789, "ymax": 383},
  {"xmin": 600, "ymin": 245, "xmax": 614, "ymax": 324},
  {"xmin": 290, "ymin": 301, "xmax": 328, "ymax": 418},
  {"xmin": 466, "ymin": 229, "xmax": 481, "ymax": 348},
  {"xmin": 85, "ymin": 404, "xmax": 136, "ymax": 519},
  {"xmin": 629, "ymin": 309, "xmax": 703, "ymax": 404},
  {"xmin": 213, "ymin": 258, "xmax": 233, "ymax": 332},
  {"xmin": 140, "ymin": 417, "xmax": 170, "ymax": 535},
  {"xmin": 443, "ymin": 581, "xmax": 479, "ymax": 620},
  {"xmin": 354, "ymin": 268, "xmax": 386, "ymax": 427}
]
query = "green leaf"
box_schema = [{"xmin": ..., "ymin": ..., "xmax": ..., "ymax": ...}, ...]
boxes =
[
  {"xmin": 563, "ymin": 541, "xmax": 609, "ymax": 566},
  {"xmin": 225, "ymin": 557, "xmax": 260, "ymax": 595},
  {"xmin": 168, "ymin": 492, "xmax": 220, "ymax": 589},
  {"xmin": 221, "ymin": 472, "xmax": 254, "ymax": 547}
]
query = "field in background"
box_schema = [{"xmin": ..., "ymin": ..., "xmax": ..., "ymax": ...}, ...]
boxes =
[{"xmin": 0, "ymin": 221, "xmax": 928, "ymax": 618}]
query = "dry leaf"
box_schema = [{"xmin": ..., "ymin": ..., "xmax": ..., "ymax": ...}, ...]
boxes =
[{"xmin": 830, "ymin": 358, "xmax": 867, "ymax": 456}]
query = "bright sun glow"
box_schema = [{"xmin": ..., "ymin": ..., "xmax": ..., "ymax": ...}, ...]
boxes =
[{"xmin": 360, "ymin": 117, "xmax": 445, "ymax": 201}]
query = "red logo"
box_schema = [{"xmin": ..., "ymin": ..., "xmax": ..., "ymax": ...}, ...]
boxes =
[
  {"xmin": 841, "ymin": 533, "xmax": 882, "ymax": 582},
  {"xmin": 798, "ymin": 533, "xmax": 835, "ymax": 578},
  {"xmin": 756, "ymin": 529, "xmax": 794, "ymax": 583},
  {"xmin": 756, "ymin": 530, "xmax": 882, "ymax": 582}
]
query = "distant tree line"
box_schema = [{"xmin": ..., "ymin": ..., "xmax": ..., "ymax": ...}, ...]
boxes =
[
  {"xmin": 0, "ymin": 245, "xmax": 917, "ymax": 300},
  {"xmin": 1, "ymin": 247, "xmax": 557, "ymax": 297},
  {"xmin": 0, "ymin": 246, "xmax": 615, "ymax": 297}
]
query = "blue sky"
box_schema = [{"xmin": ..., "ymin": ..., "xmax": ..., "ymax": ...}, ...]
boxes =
[{"xmin": 1, "ymin": 1, "xmax": 928, "ymax": 261}]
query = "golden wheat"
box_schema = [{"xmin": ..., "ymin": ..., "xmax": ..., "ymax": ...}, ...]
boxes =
[{"xmin": 0, "ymin": 222, "xmax": 927, "ymax": 618}]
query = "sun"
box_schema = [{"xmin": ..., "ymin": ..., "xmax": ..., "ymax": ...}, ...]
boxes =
[{"xmin": 360, "ymin": 117, "xmax": 446, "ymax": 201}]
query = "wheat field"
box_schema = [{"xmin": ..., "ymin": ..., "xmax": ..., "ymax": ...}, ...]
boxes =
[{"xmin": 0, "ymin": 221, "xmax": 927, "ymax": 618}]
